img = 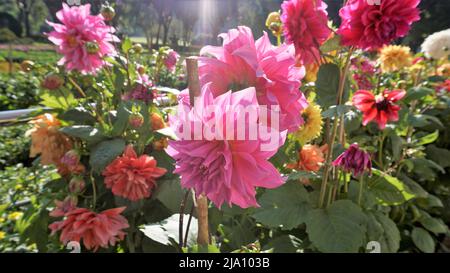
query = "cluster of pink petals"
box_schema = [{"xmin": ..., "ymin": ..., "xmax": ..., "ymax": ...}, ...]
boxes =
[
  {"xmin": 198, "ymin": 26, "xmax": 308, "ymax": 133},
  {"xmin": 49, "ymin": 207, "xmax": 129, "ymax": 251},
  {"xmin": 102, "ymin": 145, "xmax": 167, "ymax": 201},
  {"xmin": 281, "ymin": 0, "xmax": 331, "ymax": 65},
  {"xmin": 352, "ymin": 89, "xmax": 406, "ymax": 129},
  {"xmin": 338, "ymin": 0, "xmax": 421, "ymax": 51},
  {"xmin": 167, "ymin": 85, "xmax": 285, "ymax": 208},
  {"xmin": 164, "ymin": 50, "xmax": 180, "ymax": 72},
  {"xmin": 47, "ymin": 4, "xmax": 118, "ymax": 74}
]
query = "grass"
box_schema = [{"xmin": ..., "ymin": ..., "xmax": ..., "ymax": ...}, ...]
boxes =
[{"xmin": 0, "ymin": 49, "xmax": 59, "ymax": 63}]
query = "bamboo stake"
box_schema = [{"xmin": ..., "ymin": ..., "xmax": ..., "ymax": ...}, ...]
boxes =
[{"xmin": 186, "ymin": 57, "xmax": 210, "ymax": 246}]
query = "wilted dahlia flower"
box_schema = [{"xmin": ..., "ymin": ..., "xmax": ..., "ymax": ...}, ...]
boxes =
[
  {"xmin": 338, "ymin": 0, "xmax": 421, "ymax": 50},
  {"xmin": 378, "ymin": 45, "xmax": 413, "ymax": 73},
  {"xmin": 49, "ymin": 207, "xmax": 129, "ymax": 251},
  {"xmin": 281, "ymin": 0, "xmax": 331, "ymax": 65},
  {"xmin": 103, "ymin": 145, "xmax": 167, "ymax": 201},
  {"xmin": 47, "ymin": 4, "xmax": 118, "ymax": 74},
  {"xmin": 198, "ymin": 26, "xmax": 308, "ymax": 133},
  {"xmin": 352, "ymin": 89, "xmax": 406, "ymax": 130},
  {"xmin": 167, "ymin": 84, "xmax": 285, "ymax": 208},
  {"xmin": 333, "ymin": 144, "xmax": 372, "ymax": 177},
  {"xmin": 26, "ymin": 114, "xmax": 72, "ymax": 167},
  {"xmin": 421, "ymin": 29, "xmax": 450, "ymax": 60}
]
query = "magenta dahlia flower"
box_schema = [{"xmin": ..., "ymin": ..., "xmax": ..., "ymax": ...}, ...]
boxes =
[
  {"xmin": 281, "ymin": 0, "xmax": 331, "ymax": 65},
  {"xmin": 338, "ymin": 0, "xmax": 421, "ymax": 51},
  {"xmin": 333, "ymin": 144, "xmax": 372, "ymax": 177},
  {"xmin": 167, "ymin": 84, "xmax": 285, "ymax": 208},
  {"xmin": 198, "ymin": 26, "xmax": 308, "ymax": 133},
  {"xmin": 47, "ymin": 4, "xmax": 118, "ymax": 74}
]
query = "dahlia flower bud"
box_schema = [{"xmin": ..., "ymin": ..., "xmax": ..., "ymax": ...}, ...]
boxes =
[
  {"xmin": 85, "ymin": 41, "xmax": 100, "ymax": 54},
  {"xmin": 20, "ymin": 60, "xmax": 34, "ymax": 72},
  {"xmin": 132, "ymin": 44, "xmax": 143, "ymax": 54},
  {"xmin": 69, "ymin": 176, "xmax": 86, "ymax": 195},
  {"xmin": 42, "ymin": 74, "xmax": 64, "ymax": 90},
  {"xmin": 129, "ymin": 113, "xmax": 144, "ymax": 129},
  {"xmin": 153, "ymin": 138, "xmax": 168, "ymax": 151},
  {"xmin": 333, "ymin": 144, "xmax": 372, "ymax": 177},
  {"xmin": 150, "ymin": 113, "xmax": 166, "ymax": 131},
  {"xmin": 101, "ymin": 5, "xmax": 116, "ymax": 21},
  {"xmin": 61, "ymin": 150, "xmax": 81, "ymax": 168},
  {"xmin": 265, "ymin": 12, "xmax": 282, "ymax": 36},
  {"xmin": 137, "ymin": 65, "xmax": 146, "ymax": 75}
]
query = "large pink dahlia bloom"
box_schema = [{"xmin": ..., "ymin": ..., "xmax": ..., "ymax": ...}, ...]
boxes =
[
  {"xmin": 198, "ymin": 26, "xmax": 308, "ymax": 133},
  {"xmin": 281, "ymin": 0, "xmax": 331, "ymax": 65},
  {"xmin": 167, "ymin": 84, "xmax": 285, "ymax": 208},
  {"xmin": 337, "ymin": 0, "xmax": 421, "ymax": 51},
  {"xmin": 47, "ymin": 4, "xmax": 118, "ymax": 74}
]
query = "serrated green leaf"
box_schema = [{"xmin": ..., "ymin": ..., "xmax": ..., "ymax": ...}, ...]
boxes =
[
  {"xmin": 253, "ymin": 181, "xmax": 311, "ymax": 230},
  {"xmin": 306, "ymin": 200, "xmax": 367, "ymax": 253}
]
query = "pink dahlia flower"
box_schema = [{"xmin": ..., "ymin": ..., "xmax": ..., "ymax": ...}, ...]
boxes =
[
  {"xmin": 102, "ymin": 145, "xmax": 167, "ymax": 201},
  {"xmin": 49, "ymin": 207, "xmax": 129, "ymax": 251},
  {"xmin": 281, "ymin": 0, "xmax": 331, "ymax": 65},
  {"xmin": 338, "ymin": 0, "xmax": 421, "ymax": 51},
  {"xmin": 198, "ymin": 26, "xmax": 308, "ymax": 133},
  {"xmin": 167, "ymin": 84, "xmax": 286, "ymax": 208},
  {"xmin": 164, "ymin": 50, "xmax": 179, "ymax": 72},
  {"xmin": 47, "ymin": 4, "xmax": 118, "ymax": 74}
]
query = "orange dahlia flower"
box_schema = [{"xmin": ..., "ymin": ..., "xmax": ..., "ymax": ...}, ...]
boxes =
[
  {"xmin": 26, "ymin": 113, "xmax": 72, "ymax": 166},
  {"xmin": 150, "ymin": 112, "xmax": 166, "ymax": 131},
  {"xmin": 102, "ymin": 145, "xmax": 167, "ymax": 201},
  {"xmin": 287, "ymin": 144, "xmax": 327, "ymax": 185}
]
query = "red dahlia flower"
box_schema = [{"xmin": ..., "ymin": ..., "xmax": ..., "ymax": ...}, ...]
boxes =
[
  {"xmin": 352, "ymin": 89, "xmax": 406, "ymax": 130},
  {"xmin": 102, "ymin": 145, "xmax": 167, "ymax": 201},
  {"xmin": 49, "ymin": 207, "xmax": 129, "ymax": 251},
  {"xmin": 338, "ymin": 0, "xmax": 421, "ymax": 51}
]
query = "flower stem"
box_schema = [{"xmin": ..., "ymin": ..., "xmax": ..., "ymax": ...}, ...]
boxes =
[
  {"xmin": 318, "ymin": 47, "xmax": 354, "ymax": 208},
  {"xmin": 276, "ymin": 34, "xmax": 281, "ymax": 46},
  {"xmin": 358, "ymin": 175, "xmax": 364, "ymax": 206},
  {"xmin": 378, "ymin": 134, "xmax": 385, "ymax": 170}
]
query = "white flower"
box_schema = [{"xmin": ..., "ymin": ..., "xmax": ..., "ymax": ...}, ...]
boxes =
[{"xmin": 421, "ymin": 29, "xmax": 450, "ymax": 60}]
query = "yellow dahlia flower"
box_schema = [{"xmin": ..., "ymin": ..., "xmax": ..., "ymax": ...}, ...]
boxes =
[
  {"xmin": 293, "ymin": 101, "xmax": 323, "ymax": 144},
  {"xmin": 379, "ymin": 45, "xmax": 413, "ymax": 73},
  {"xmin": 0, "ymin": 231, "xmax": 5, "ymax": 240},
  {"xmin": 305, "ymin": 62, "xmax": 320, "ymax": 83}
]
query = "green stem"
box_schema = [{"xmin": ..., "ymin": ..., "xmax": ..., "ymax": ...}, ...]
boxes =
[
  {"xmin": 378, "ymin": 134, "xmax": 385, "ymax": 170},
  {"xmin": 318, "ymin": 47, "xmax": 354, "ymax": 208},
  {"xmin": 276, "ymin": 34, "xmax": 281, "ymax": 46},
  {"xmin": 358, "ymin": 175, "xmax": 364, "ymax": 206},
  {"xmin": 90, "ymin": 172, "xmax": 97, "ymax": 210}
]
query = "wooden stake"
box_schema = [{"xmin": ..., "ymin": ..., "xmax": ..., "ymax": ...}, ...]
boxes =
[{"xmin": 185, "ymin": 57, "xmax": 210, "ymax": 246}]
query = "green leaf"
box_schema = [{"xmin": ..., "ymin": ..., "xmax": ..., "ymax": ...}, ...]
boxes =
[
  {"xmin": 415, "ymin": 131, "xmax": 439, "ymax": 146},
  {"xmin": 321, "ymin": 105, "xmax": 353, "ymax": 119},
  {"xmin": 320, "ymin": 34, "xmax": 341, "ymax": 53},
  {"xmin": 60, "ymin": 125, "xmax": 106, "ymax": 146},
  {"xmin": 419, "ymin": 216, "xmax": 448, "ymax": 235},
  {"xmin": 59, "ymin": 107, "xmax": 96, "ymax": 125},
  {"xmin": 153, "ymin": 178, "xmax": 192, "ymax": 214},
  {"xmin": 368, "ymin": 169, "xmax": 415, "ymax": 205},
  {"xmin": 390, "ymin": 134, "xmax": 403, "ymax": 161},
  {"xmin": 40, "ymin": 89, "xmax": 76, "ymax": 110},
  {"xmin": 287, "ymin": 170, "xmax": 321, "ymax": 181},
  {"xmin": 111, "ymin": 102, "xmax": 132, "ymax": 137},
  {"xmin": 403, "ymin": 87, "xmax": 434, "ymax": 103},
  {"xmin": 262, "ymin": 235, "xmax": 302, "ymax": 253},
  {"xmin": 426, "ymin": 145, "xmax": 450, "ymax": 168},
  {"xmin": 366, "ymin": 211, "xmax": 400, "ymax": 253},
  {"xmin": 141, "ymin": 214, "xmax": 197, "ymax": 247},
  {"xmin": 408, "ymin": 114, "xmax": 444, "ymax": 128},
  {"xmin": 316, "ymin": 63, "xmax": 349, "ymax": 109},
  {"xmin": 89, "ymin": 138, "xmax": 126, "ymax": 174},
  {"xmin": 306, "ymin": 200, "xmax": 367, "ymax": 253},
  {"xmin": 252, "ymin": 181, "xmax": 312, "ymax": 230},
  {"xmin": 411, "ymin": 227, "xmax": 435, "ymax": 253},
  {"xmin": 121, "ymin": 37, "xmax": 133, "ymax": 53}
]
